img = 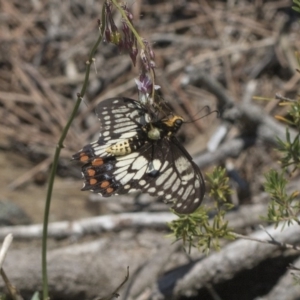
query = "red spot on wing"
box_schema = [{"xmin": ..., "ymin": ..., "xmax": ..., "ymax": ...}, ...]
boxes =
[
  {"xmin": 100, "ymin": 181, "xmax": 110, "ymax": 188},
  {"xmin": 89, "ymin": 178, "xmax": 97, "ymax": 185},
  {"xmin": 106, "ymin": 187, "xmax": 114, "ymax": 194},
  {"xmin": 87, "ymin": 169, "xmax": 96, "ymax": 176},
  {"xmin": 92, "ymin": 158, "xmax": 104, "ymax": 166},
  {"xmin": 79, "ymin": 154, "xmax": 89, "ymax": 162}
]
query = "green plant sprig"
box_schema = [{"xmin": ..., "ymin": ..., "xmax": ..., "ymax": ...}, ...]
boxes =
[
  {"xmin": 264, "ymin": 170, "xmax": 300, "ymax": 228},
  {"xmin": 292, "ymin": 0, "xmax": 300, "ymax": 13},
  {"xmin": 263, "ymin": 95, "xmax": 300, "ymax": 229},
  {"xmin": 168, "ymin": 167, "xmax": 234, "ymax": 254}
]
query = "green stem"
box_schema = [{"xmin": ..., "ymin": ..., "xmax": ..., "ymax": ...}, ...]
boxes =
[{"xmin": 42, "ymin": 8, "xmax": 106, "ymax": 300}]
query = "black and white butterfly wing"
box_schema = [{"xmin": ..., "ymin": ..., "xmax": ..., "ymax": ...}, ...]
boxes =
[
  {"xmin": 95, "ymin": 97, "xmax": 150, "ymax": 143},
  {"xmin": 81, "ymin": 136, "xmax": 205, "ymax": 214},
  {"xmin": 134, "ymin": 137, "xmax": 205, "ymax": 214},
  {"xmin": 73, "ymin": 97, "xmax": 205, "ymax": 214},
  {"xmin": 73, "ymin": 97, "xmax": 151, "ymax": 163}
]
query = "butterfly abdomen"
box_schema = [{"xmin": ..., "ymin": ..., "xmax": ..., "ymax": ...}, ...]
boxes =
[{"xmin": 105, "ymin": 135, "xmax": 146, "ymax": 156}]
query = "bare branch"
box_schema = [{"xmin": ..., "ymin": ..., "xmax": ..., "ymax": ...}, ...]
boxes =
[
  {"xmin": 0, "ymin": 213, "xmax": 176, "ymax": 240},
  {"xmin": 172, "ymin": 222, "xmax": 300, "ymax": 298}
]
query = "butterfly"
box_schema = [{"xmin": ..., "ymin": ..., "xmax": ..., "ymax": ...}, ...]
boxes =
[{"xmin": 72, "ymin": 97, "xmax": 205, "ymax": 214}]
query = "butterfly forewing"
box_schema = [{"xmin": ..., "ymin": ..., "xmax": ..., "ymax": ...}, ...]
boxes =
[
  {"xmin": 96, "ymin": 98, "xmax": 150, "ymax": 140},
  {"xmin": 73, "ymin": 97, "xmax": 205, "ymax": 214},
  {"xmin": 73, "ymin": 98, "xmax": 149, "ymax": 163}
]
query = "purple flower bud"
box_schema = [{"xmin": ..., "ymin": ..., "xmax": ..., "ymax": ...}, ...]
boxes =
[
  {"xmin": 140, "ymin": 49, "xmax": 148, "ymax": 66},
  {"xmin": 109, "ymin": 17, "xmax": 118, "ymax": 33},
  {"xmin": 149, "ymin": 48, "xmax": 155, "ymax": 60},
  {"xmin": 135, "ymin": 74, "xmax": 152, "ymax": 94},
  {"xmin": 130, "ymin": 48, "xmax": 138, "ymax": 66},
  {"xmin": 122, "ymin": 4, "xmax": 133, "ymax": 22},
  {"xmin": 135, "ymin": 75, "xmax": 160, "ymax": 105},
  {"xmin": 105, "ymin": 29, "xmax": 111, "ymax": 43},
  {"xmin": 127, "ymin": 12, "xmax": 133, "ymax": 21},
  {"xmin": 118, "ymin": 39, "xmax": 124, "ymax": 50},
  {"xmin": 122, "ymin": 22, "xmax": 129, "ymax": 35},
  {"xmin": 149, "ymin": 60, "xmax": 156, "ymax": 69}
]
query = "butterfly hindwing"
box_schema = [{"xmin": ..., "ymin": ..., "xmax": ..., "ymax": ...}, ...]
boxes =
[{"xmin": 114, "ymin": 137, "xmax": 205, "ymax": 214}]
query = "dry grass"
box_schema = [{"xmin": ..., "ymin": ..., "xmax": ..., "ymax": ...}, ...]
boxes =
[{"xmin": 0, "ymin": 1, "xmax": 300, "ymax": 298}]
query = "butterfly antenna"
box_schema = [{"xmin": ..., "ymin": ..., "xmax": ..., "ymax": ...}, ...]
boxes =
[{"xmin": 184, "ymin": 106, "xmax": 219, "ymax": 123}]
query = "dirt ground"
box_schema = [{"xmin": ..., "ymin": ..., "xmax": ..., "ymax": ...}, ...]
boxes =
[{"xmin": 0, "ymin": 150, "xmax": 95, "ymax": 224}]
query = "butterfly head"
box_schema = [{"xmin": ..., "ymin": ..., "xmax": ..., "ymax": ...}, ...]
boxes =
[{"xmin": 162, "ymin": 115, "xmax": 184, "ymax": 134}]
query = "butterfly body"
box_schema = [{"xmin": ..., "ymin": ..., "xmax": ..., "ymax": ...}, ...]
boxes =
[{"xmin": 73, "ymin": 97, "xmax": 205, "ymax": 214}]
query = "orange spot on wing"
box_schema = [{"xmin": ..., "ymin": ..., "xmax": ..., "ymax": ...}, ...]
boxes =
[
  {"xmin": 80, "ymin": 155, "xmax": 89, "ymax": 162},
  {"xmin": 89, "ymin": 178, "xmax": 97, "ymax": 185},
  {"xmin": 92, "ymin": 158, "xmax": 104, "ymax": 166},
  {"xmin": 87, "ymin": 169, "xmax": 96, "ymax": 176},
  {"xmin": 106, "ymin": 187, "xmax": 114, "ymax": 193},
  {"xmin": 100, "ymin": 181, "xmax": 110, "ymax": 188}
]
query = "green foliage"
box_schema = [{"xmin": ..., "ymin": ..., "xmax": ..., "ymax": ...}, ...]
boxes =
[
  {"xmin": 292, "ymin": 273, "xmax": 300, "ymax": 285},
  {"xmin": 206, "ymin": 167, "xmax": 233, "ymax": 207},
  {"xmin": 168, "ymin": 167, "xmax": 234, "ymax": 254},
  {"xmin": 289, "ymin": 265, "xmax": 300, "ymax": 285},
  {"xmin": 275, "ymin": 99, "xmax": 300, "ymax": 173},
  {"xmin": 292, "ymin": 0, "xmax": 300, "ymax": 13},
  {"xmin": 277, "ymin": 128, "xmax": 300, "ymax": 172},
  {"xmin": 264, "ymin": 170, "xmax": 300, "ymax": 227},
  {"xmin": 264, "ymin": 98, "xmax": 300, "ymax": 228}
]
